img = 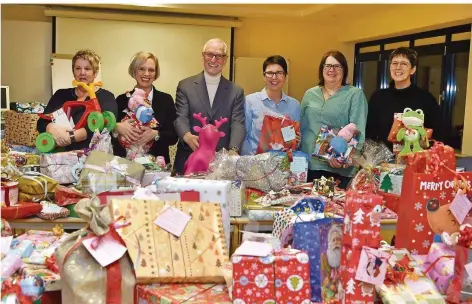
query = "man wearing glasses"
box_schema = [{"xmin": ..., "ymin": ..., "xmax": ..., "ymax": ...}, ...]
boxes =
[
  {"xmin": 173, "ymin": 38, "xmax": 245, "ymax": 175},
  {"xmin": 241, "ymin": 55, "xmax": 300, "ymax": 155}
]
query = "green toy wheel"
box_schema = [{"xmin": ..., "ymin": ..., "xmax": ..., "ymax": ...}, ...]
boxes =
[
  {"xmin": 87, "ymin": 111, "xmax": 105, "ymax": 132},
  {"xmin": 102, "ymin": 111, "xmax": 116, "ymax": 131},
  {"xmin": 36, "ymin": 132, "xmax": 56, "ymax": 153}
]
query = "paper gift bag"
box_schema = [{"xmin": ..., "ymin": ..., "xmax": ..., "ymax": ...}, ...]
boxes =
[
  {"xmin": 4, "ymin": 110, "xmax": 39, "ymax": 146},
  {"xmin": 109, "ymin": 199, "xmax": 229, "ymax": 284},
  {"xmin": 156, "ymin": 177, "xmax": 231, "ymax": 250},
  {"xmin": 55, "ymin": 198, "xmax": 136, "ymax": 304},
  {"xmin": 256, "ymin": 114, "xmax": 300, "ymax": 154},
  {"xmin": 292, "ymin": 217, "xmax": 343, "ymax": 303},
  {"xmin": 77, "ymin": 151, "xmax": 145, "ymax": 194},
  {"xmin": 343, "ymin": 191, "xmax": 383, "ymax": 250},
  {"xmin": 40, "ymin": 150, "xmax": 86, "ymax": 184},
  {"xmin": 395, "ymin": 147, "xmax": 472, "ymax": 255},
  {"xmin": 232, "ymin": 248, "xmax": 311, "ymax": 304}
]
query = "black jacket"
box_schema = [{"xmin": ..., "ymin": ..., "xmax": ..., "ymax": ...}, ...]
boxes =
[
  {"xmin": 112, "ymin": 86, "xmax": 178, "ymax": 164},
  {"xmin": 366, "ymin": 84, "xmax": 443, "ymax": 149}
]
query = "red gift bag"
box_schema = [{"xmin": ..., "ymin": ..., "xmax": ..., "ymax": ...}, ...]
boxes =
[
  {"xmin": 256, "ymin": 115, "xmax": 300, "ymax": 154},
  {"xmin": 446, "ymin": 226, "xmax": 472, "ymax": 303},
  {"xmin": 395, "ymin": 143, "xmax": 472, "ymax": 255}
]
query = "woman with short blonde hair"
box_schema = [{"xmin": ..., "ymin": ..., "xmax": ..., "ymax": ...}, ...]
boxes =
[
  {"xmin": 112, "ymin": 51, "xmax": 178, "ymax": 163},
  {"xmin": 37, "ymin": 49, "xmax": 117, "ymax": 150}
]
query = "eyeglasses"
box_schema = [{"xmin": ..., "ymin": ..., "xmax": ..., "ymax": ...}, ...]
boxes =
[
  {"xmin": 323, "ymin": 64, "xmax": 343, "ymax": 71},
  {"xmin": 138, "ymin": 67, "xmax": 156, "ymax": 74},
  {"xmin": 203, "ymin": 52, "xmax": 227, "ymax": 61},
  {"xmin": 264, "ymin": 71, "xmax": 285, "ymax": 78},
  {"xmin": 390, "ymin": 61, "xmax": 410, "ymax": 68}
]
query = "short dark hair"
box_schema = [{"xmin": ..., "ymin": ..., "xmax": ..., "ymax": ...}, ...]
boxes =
[
  {"xmin": 318, "ymin": 50, "xmax": 348, "ymax": 86},
  {"xmin": 263, "ymin": 55, "xmax": 288, "ymax": 74},
  {"xmin": 389, "ymin": 47, "xmax": 418, "ymax": 68}
]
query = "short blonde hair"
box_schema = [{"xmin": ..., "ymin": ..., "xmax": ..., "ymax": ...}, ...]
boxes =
[
  {"xmin": 72, "ymin": 49, "xmax": 101, "ymax": 74},
  {"xmin": 202, "ymin": 38, "xmax": 228, "ymax": 55},
  {"xmin": 128, "ymin": 52, "xmax": 160, "ymax": 80}
]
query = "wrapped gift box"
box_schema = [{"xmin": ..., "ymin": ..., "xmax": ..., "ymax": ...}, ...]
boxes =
[
  {"xmin": 77, "ymin": 151, "xmax": 145, "ymax": 194},
  {"xmin": 20, "ymin": 265, "xmax": 61, "ymax": 291},
  {"xmin": 3, "ymin": 110, "xmax": 39, "ymax": 146},
  {"xmin": 425, "ymin": 243, "xmax": 455, "ymax": 276},
  {"xmin": 1, "ymin": 181, "xmax": 19, "ymax": 206},
  {"xmin": 136, "ymin": 284, "xmax": 231, "ymax": 304},
  {"xmin": 156, "ymin": 177, "xmax": 231, "ymax": 249},
  {"xmin": 18, "ymin": 172, "xmax": 58, "ymax": 202},
  {"xmin": 376, "ymin": 274, "xmax": 444, "ymax": 303},
  {"xmin": 40, "ymin": 150, "xmax": 86, "ymax": 184},
  {"xmin": 110, "ymin": 199, "xmax": 229, "ymax": 284},
  {"xmin": 54, "ymin": 185, "xmax": 90, "ymax": 207},
  {"xmin": 232, "ymin": 248, "xmax": 311, "ymax": 304}
]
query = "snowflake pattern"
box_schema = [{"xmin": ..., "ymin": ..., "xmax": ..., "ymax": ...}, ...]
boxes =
[
  {"xmin": 414, "ymin": 202, "xmax": 422, "ymax": 211},
  {"xmin": 251, "ymin": 263, "xmax": 259, "ymax": 270},
  {"xmin": 423, "ymin": 240, "xmax": 431, "ymax": 248},
  {"xmin": 280, "ymin": 266, "xmax": 288, "ymax": 274},
  {"xmin": 352, "ymin": 238, "xmax": 360, "ymax": 247},
  {"xmin": 411, "ymin": 249, "xmax": 418, "ymax": 255},
  {"xmin": 415, "ymin": 223, "xmax": 424, "ymax": 232},
  {"xmin": 440, "ymin": 192, "xmax": 446, "ymax": 200}
]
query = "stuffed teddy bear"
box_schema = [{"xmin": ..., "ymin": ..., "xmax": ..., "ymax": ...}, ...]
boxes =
[
  {"xmin": 327, "ymin": 123, "xmax": 357, "ymax": 158},
  {"xmin": 118, "ymin": 88, "xmax": 159, "ymax": 160}
]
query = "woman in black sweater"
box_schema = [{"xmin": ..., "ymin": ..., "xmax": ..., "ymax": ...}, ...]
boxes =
[
  {"xmin": 112, "ymin": 52, "xmax": 178, "ymax": 164},
  {"xmin": 366, "ymin": 47, "xmax": 442, "ymax": 148},
  {"xmin": 37, "ymin": 49, "xmax": 118, "ymax": 151}
]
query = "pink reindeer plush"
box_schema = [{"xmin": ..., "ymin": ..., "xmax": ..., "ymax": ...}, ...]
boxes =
[{"xmin": 183, "ymin": 113, "xmax": 228, "ymax": 175}]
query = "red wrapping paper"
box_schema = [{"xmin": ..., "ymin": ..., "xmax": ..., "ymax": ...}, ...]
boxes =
[
  {"xmin": 232, "ymin": 249, "xmax": 311, "ymax": 304},
  {"xmin": 256, "ymin": 115, "xmax": 300, "ymax": 154},
  {"xmin": 135, "ymin": 284, "xmax": 231, "ymax": 304},
  {"xmin": 54, "ymin": 185, "xmax": 90, "ymax": 207},
  {"xmin": 395, "ymin": 144, "xmax": 472, "ymax": 255},
  {"xmin": 1, "ymin": 202, "xmax": 42, "ymax": 219}
]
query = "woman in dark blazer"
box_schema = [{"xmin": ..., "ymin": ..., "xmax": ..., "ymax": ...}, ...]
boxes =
[{"xmin": 112, "ymin": 52, "xmax": 178, "ymax": 164}]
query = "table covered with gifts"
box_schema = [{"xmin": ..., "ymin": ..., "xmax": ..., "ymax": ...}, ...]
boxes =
[{"xmin": 1, "ymin": 104, "xmax": 472, "ymax": 303}]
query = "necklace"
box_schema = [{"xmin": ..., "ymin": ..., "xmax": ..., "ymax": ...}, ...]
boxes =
[{"xmin": 322, "ymin": 86, "xmax": 339, "ymax": 99}]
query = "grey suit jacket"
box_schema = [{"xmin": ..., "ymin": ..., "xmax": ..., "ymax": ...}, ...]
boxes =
[{"xmin": 174, "ymin": 72, "xmax": 246, "ymax": 151}]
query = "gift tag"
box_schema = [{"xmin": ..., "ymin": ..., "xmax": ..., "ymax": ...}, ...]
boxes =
[
  {"xmin": 52, "ymin": 108, "xmax": 74, "ymax": 129},
  {"xmin": 83, "ymin": 233, "xmax": 127, "ymax": 268},
  {"xmin": 355, "ymin": 247, "xmax": 388, "ymax": 286},
  {"xmin": 450, "ymin": 192, "xmax": 472, "ymax": 224},
  {"xmin": 465, "ymin": 262, "xmax": 472, "ymax": 279},
  {"xmin": 281, "ymin": 125, "xmax": 296, "ymax": 142},
  {"xmin": 154, "ymin": 206, "xmax": 191, "ymax": 237},
  {"xmin": 234, "ymin": 240, "xmax": 273, "ymax": 257}
]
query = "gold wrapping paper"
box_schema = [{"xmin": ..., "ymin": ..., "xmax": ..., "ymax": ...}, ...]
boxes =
[
  {"xmin": 4, "ymin": 110, "xmax": 40, "ymax": 146},
  {"xmin": 109, "ymin": 199, "xmax": 228, "ymax": 284},
  {"xmin": 55, "ymin": 198, "xmax": 136, "ymax": 304},
  {"xmin": 18, "ymin": 174, "xmax": 57, "ymax": 194}
]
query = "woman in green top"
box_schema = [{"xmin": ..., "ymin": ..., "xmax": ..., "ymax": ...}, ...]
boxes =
[{"xmin": 299, "ymin": 50, "xmax": 368, "ymax": 189}]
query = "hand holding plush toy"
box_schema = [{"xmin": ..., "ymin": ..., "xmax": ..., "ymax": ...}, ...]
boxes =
[
  {"xmin": 118, "ymin": 88, "xmax": 159, "ymax": 160},
  {"xmin": 327, "ymin": 123, "xmax": 357, "ymax": 158},
  {"xmin": 396, "ymin": 108, "xmax": 428, "ymax": 156}
]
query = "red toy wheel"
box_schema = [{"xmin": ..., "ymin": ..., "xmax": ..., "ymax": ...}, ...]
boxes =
[{"xmin": 87, "ymin": 111, "xmax": 105, "ymax": 132}]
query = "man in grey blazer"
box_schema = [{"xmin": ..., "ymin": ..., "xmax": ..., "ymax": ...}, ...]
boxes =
[{"xmin": 173, "ymin": 38, "xmax": 245, "ymax": 175}]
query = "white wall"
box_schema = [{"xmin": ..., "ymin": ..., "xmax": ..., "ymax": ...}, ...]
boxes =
[{"xmin": 1, "ymin": 20, "xmax": 52, "ymax": 103}]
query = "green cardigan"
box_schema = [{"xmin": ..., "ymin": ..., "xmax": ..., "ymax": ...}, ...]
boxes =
[{"xmin": 299, "ymin": 85, "xmax": 368, "ymax": 177}]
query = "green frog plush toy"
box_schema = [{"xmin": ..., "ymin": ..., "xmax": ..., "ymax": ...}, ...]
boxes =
[{"xmin": 396, "ymin": 108, "xmax": 429, "ymax": 156}]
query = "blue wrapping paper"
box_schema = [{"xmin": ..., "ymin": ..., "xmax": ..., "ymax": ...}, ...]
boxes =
[{"xmin": 292, "ymin": 217, "xmax": 343, "ymax": 303}]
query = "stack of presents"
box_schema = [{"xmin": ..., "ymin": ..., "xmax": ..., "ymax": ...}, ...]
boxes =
[{"xmin": 1, "ymin": 100, "xmax": 472, "ymax": 304}]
